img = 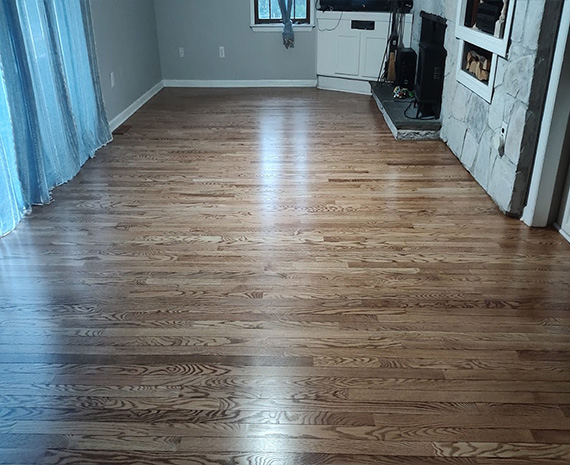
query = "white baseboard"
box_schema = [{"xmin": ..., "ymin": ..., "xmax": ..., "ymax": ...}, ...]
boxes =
[
  {"xmin": 163, "ymin": 79, "xmax": 317, "ymax": 88},
  {"xmin": 107, "ymin": 78, "xmax": 325, "ymax": 133},
  {"xmin": 108, "ymin": 81, "xmax": 164, "ymax": 132},
  {"xmin": 317, "ymin": 76, "xmax": 373, "ymax": 95}
]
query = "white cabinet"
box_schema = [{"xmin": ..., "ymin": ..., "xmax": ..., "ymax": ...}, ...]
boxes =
[{"xmin": 317, "ymin": 11, "xmax": 412, "ymax": 93}]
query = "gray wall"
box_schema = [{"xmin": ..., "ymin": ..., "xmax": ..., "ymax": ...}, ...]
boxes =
[
  {"xmin": 90, "ymin": 0, "xmax": 162, "ymax": 122},
  {"xmin": 411, "ymin": 1, "xmax": 561, "ymax": 216},
  {"xmin": 154, "ymin": 0, "xmax": 316, "ymax": 81}
]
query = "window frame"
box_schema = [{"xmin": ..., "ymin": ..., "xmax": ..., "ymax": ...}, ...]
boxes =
[
  {"xmin": 250, "ymin": 0, "xmax": 314, "ymax": 31},
  {"xmin": 454, "ymin": 0, "xmax": 516, "ymax": 58}
]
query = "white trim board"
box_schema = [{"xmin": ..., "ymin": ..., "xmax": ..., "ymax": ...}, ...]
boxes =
[
  {"xmin": 108, "ymin": 81, "xmax": 164, "ymax": 132},
  {"xmin": 250, "ymin": 25, "xmax": 315, "ymax": 32},
  {"xmin": 163, "ymin": 80, "xmax": 317, "ymax": 88}
]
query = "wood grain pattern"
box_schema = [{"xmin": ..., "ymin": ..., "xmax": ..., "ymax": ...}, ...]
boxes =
[{"xmin": 1, "ymin": 88, "xmax": 569, "ymax": 464}]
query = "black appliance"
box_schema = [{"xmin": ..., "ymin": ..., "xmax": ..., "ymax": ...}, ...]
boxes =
[
  {"xmin": 416, "ymin": 43, "xmax": 446, "ymax": 115},
  {"xmin": 318, "ymin": 0, "xmax": 412, "ymax": 13},
  {"xmin": 415, "ymin": 12, "xmax": 447, "ymax": 118},
  {"xmin": 353, "ymin": 0, "xmax": 412, "ymax": 11},
  {"xmin": 318, "ymin": 0, "xmax": 351, "ymax": 10},
  {"xmin": 395, "ymin": 47, "xmax": 417, "ymax": 90}
]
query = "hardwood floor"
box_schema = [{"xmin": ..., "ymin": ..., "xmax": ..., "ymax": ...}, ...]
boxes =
[{"xmin": 1, "ymin": 88, "xmax": 570, "ymax": 464}]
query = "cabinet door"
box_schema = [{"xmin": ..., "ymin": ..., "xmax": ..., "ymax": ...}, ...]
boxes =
[
  {"xmin": 336, "ymin": 35, "xmax": 361, "ymax": 76},
  {"xmin": 361, "ymin": 36, "xmax": 385, "ymax": 79},
  {"xmin": 360, "ymin": 18, "xmax": 389, "ymax": 80}
]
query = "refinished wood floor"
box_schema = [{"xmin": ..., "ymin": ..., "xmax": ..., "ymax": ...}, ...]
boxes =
[{"xmin": 1, "ymin": 88, "xmax": 570, "ymax": 465}]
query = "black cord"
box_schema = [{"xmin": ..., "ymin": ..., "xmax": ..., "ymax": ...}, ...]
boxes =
[
  {"xmin": 317, "ymin": 10, "xmax": 344, "ymax": 31},
  {"xmin": 403, "ymin": 100, "xmax": 438, "ymax": 121},
  {"xmin": 315, "ymin": 0, "xmax": 345, "ymax": 31}
]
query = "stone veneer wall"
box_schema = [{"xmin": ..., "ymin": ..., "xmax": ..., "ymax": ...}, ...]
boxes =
[{"xmin": 410, "ymin": 1, "xmax": 562, "ymax": 216}]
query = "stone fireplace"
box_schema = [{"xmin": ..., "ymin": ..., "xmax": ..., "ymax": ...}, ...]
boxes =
[{"xmin": 410, "ymin": 1, "xmax": 563, "ymax": 217}]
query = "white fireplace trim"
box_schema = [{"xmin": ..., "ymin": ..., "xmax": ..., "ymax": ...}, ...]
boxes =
[{"xmin": 455, "ymin": 0, "xmax": 516, "ymax": 58}]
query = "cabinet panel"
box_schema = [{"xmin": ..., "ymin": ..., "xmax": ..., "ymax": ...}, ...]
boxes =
[
  {"xmin": 362, "ymin": 36, "xmax": 385, "ymax": 79},
  {"xmin": 337, "ymin": 35, "xmax": 361, "ymax": 75}
]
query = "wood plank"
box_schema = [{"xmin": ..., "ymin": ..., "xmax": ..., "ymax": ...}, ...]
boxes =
[
  {"xmin": 39, "ymin": 451, "xmax": 480, "ymax": 465},
  {"xmin": 433, "ymin": 442, "xmax": 570, "ymax": 459},
  {"xmin": 0, "ymin": 421, "xmax": 535, "ymax": 443}
]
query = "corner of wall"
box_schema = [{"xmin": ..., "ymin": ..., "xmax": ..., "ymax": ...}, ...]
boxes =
[
  {"xmin": 152, "ymin": 0, "xmax": 164, "ymax": 82},
  {"xmin": 91, "ymin": 0, "xmax": 163, "ymax": 128}
]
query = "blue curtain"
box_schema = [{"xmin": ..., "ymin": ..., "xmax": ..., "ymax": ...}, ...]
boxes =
[
  {"xmin": 278, "ymin": 0, "xmax": 294, "ymax": 49},
  {"xmin": 0, "ymin": 0, "xmax": 111, "ymax": 236},
  {"xmin": 0, "ymin": 64, "xmax": 26, "ymax": 235}
]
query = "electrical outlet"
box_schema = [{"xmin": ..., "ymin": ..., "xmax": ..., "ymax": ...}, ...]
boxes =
[
  {"xmin": 500, "ymin": 122, "xmax": 508, "ymax": 143},
  {"xmin": 219, "ymin": 46, "xmax": 225, "ymax": 58},
  {"xmin": 179, "ymin": 47, "xmax": 185, "ymax": 58},
  {"xmin": 110, "ymin": 71, "xmax": 115, "ymax": 88},
  {"xmin": 495, "ymin": 122, "xmax": 508, "ymax": 157}
]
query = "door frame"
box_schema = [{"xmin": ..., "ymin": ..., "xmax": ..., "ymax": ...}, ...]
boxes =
[
  {"xmin": 522, "ymin": 0, "xmax": 570, "ymax": 228},
  {"xmin": 557, "ymin": 167, "xmax": 570, "ymax": 241}
]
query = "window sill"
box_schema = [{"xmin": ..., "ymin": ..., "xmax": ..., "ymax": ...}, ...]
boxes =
[{"xmin": 250, "ymin": 24, "xmax": 315, "ymax": 32}]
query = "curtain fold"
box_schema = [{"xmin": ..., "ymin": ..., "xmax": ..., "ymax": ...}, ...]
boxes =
[
  {"xmin": 52, "ymin": 0, "xmax": 110, "ymax": 164},
  {"xmin": 277, "ymin": 0, "xmax": 295, "ymax": 49},
  {"xmin": 0, "ymin": 60, "xmax": 27, "ymax": 235},
  {"xmin": 0, "ymin": 0, "xmax": 111, "ymax": 236}
]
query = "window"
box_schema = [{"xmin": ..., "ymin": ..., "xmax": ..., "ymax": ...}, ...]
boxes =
[{"xmin": 254, "ymin": 0, "xmax": 311, "ymax": 25}]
